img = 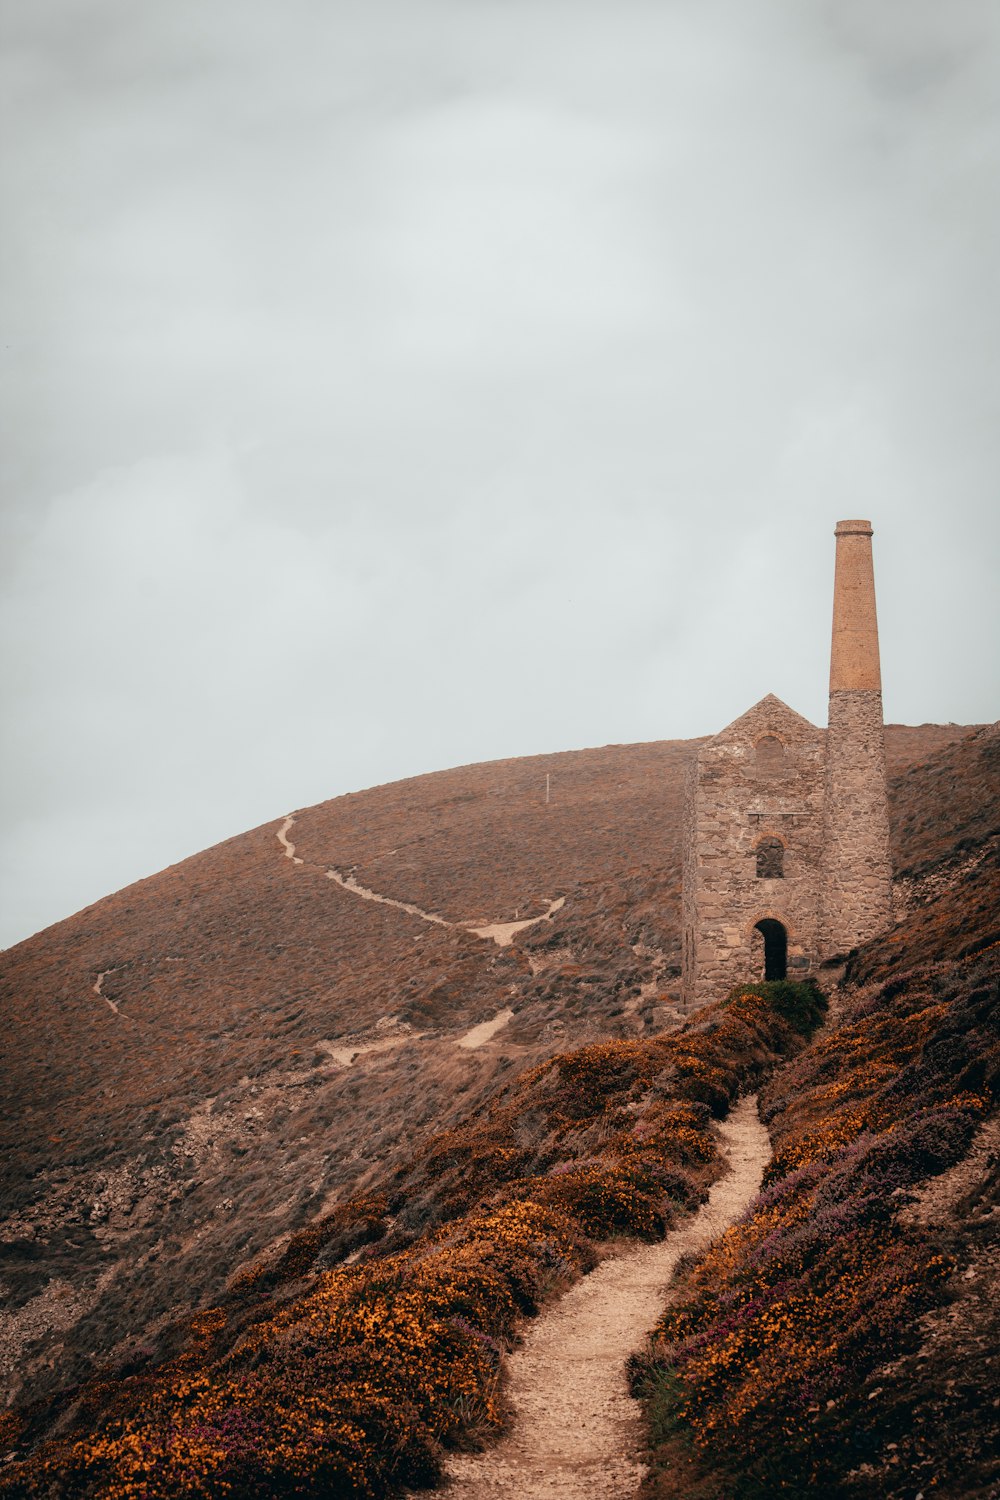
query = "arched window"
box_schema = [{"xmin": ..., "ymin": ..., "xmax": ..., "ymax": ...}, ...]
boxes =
[
  {"xmin": 754, "ymin": 919, "xmax": 787, "ymax": 981},
  {"xmin": 755, "ymin": 735, "xmax": 784, "ymax": 774},
  {"xmin": 756, "ymin": 836, "xmax": 784, "ymax": 879}
]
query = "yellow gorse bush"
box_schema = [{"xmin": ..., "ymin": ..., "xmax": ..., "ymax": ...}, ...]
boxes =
[
  {"xmin": 2, "ymin": 985, "xmax": 820, "ymax": 1499},
  {"xmin": 636, "ymin": 953, "xmax": 999, "ymax": 1498}
]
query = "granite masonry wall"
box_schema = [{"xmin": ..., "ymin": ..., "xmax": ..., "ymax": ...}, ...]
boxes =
[
  {"xmin": 681, "ymin": 695, "xmax": 827, "ymax": 1009},
  {"xmin": 822, "ymin": 688, "xmax": 894, "ymax": 954},
  {"xmin": 680, "ymin": 520, "xmax": 894, "ymax": 1007},
  {"xmin": 821, "ymin": 522, "xmax": 894, "ymax": 955}
]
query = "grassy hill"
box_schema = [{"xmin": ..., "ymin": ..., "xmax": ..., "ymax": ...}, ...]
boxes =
[{"xmin": 0, "ymin": 719, "xmax": 996, "ymax": 1496}]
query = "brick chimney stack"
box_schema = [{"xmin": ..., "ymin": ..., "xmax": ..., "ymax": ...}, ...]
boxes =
[
  {"xmin": 822, "ymin": 521, "xmax": 894, "ymax": 956},
  {"xmin": 829, "ymin": 520, "xmax": 883, "ymax": 693}
]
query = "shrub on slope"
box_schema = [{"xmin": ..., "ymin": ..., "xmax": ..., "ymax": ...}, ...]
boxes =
[
  {"xmin": 632, "ymin": 946, "xmax": 999, "ymax": 1500},
  {"xmin": 0, "ymin": 984, "xmax": 824, "ymax": 1500}
]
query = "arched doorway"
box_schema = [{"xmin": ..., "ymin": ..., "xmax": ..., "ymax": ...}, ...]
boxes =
[{"xmin": 754, "ymin": 919, "xmax": 787, "ymax": 981}]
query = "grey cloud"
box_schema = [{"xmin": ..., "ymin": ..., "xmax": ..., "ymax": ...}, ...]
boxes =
[{"xmin": 1, "ymin": 1, "xmax": 998, "ymax": 947}]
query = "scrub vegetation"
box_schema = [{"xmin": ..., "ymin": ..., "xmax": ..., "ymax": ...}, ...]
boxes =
[
  {"xmin": 0, "ymin": 984, "xmax": 824, "ymax": 1497},
  {"xmin": 631, "ymin": 952, "xmax": 999, "ymax": 1498},
  {"xmin": 1, "ymin": 721, "xmax": 996, "ymax": 1497}
]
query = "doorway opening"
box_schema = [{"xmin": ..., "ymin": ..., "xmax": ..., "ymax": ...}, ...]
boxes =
[{"xmin": 754, "ymin": 919, "xmax": 788, "ymax": 981}]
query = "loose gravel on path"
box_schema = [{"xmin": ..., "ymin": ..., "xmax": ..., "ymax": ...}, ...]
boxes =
[{"xmin": 441, "ymin": 1093, "xmax": 771, "ymax": 1500}]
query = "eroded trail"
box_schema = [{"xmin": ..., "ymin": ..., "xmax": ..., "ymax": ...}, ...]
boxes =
[
  {"xmin": 442, "ymin": 1094, "xmax": 771, "ymax": 1500},
  {"xmin": 325, "ymin": 867, "xmax": 451, "ymax": 928},
  {"xmin": 277, "ymin": 815, "xmax": 564, "ymax": 947},
  {"xmin": 465, "ymin": 898, "xmax": 565, "ymax": 948},
  {"xmin": 92, "ymin": 970, "xmax": 120, "ymax": 1014}
]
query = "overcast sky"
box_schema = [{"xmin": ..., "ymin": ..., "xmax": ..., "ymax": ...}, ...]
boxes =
[{"xmin": 2, "ymin": 0, "xmax": 998, "ymax": 949}]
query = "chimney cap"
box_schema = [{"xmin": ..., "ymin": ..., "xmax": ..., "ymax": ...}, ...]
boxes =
[{"xmin": 834, "ymin": 519, "xmax": 873, "ymax": 537}]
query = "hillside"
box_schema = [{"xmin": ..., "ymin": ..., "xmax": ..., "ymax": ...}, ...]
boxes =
[{"xmin": 0, "ymin": 719, "xmax": 994, "ymax": 1462}]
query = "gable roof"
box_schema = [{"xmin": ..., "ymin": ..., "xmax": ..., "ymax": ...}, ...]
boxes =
[{"xmin": 709, "ymin": 693, "xmax": 821, "ymax": 746}]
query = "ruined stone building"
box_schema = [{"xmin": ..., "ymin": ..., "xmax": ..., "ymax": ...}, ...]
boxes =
[{"xmin": 681, "ymin": 521, "xmax": 893, "ymax": 1007}]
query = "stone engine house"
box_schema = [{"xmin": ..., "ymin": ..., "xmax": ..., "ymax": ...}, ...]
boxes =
[{"xmin": 681, "ymin": 520, "xmax": 893, "ymax": 1008}]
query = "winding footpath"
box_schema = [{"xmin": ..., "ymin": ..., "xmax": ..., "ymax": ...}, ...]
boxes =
[
  {"xmin": 276, "ymin": 815, "xmax": 304, "ymax": 865},
  {"xmin": 91, "ymin": 970, "xmax": 120, "ymax": 1015},
  {"xmin": 441, "ymin": 1094, "xmax": 771, "ymax": 1500},
  {"xmin": 277, "ymin": 815, "xmax": 564, "ymax": 948},
  {"xmin": 325, "ymin": 867, "xmax": 451, "ymax": 928},
  {"xmin": 277, "ymin": 808, "xmax": 770, "ymax": 1496},
  {"xmin": 465, "ymin": 899, "xmax": 565, "ymax": 948}
]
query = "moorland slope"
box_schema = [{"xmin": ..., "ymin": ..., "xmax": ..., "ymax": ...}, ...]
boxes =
[{"xmin": 0, "ymin": 719, "xmax": 995, "ymax": 1472}]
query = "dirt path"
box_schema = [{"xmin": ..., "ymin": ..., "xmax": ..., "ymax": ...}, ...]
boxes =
[
  {"xmin": 277, "ymin": 815, "xmax": 564, "ymax": 947},
  {"xmin": 277, "ymin": 815, "xmax": 304, "ymax": 865},
  {"xmin": 325, "ymin": 867, "xmax": 452, "ymax": 928},
  {"xmin": 456, "ymin": 1008, "xmax": 515, "ymax": 1050},
  {"xmin": 440, "ymin": 1094, "xmax": 771, "ymax": 1499},
  {"xmin": 466, "ymin": 898, "xmax": 565, "ymax": 948},
  {"xmin": 92, "ymin": 969, "xmax": 121, "ymax": 1015}
]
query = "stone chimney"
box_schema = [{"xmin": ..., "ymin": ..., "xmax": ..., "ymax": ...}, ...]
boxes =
[{"xmin": 822, "ymin": 520, "xmax": 893, "ymax": 956}]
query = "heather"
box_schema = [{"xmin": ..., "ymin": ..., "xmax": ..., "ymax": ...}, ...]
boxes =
[
  {"xmin": 1, "ymin": 720, "xmax": 992, "ymax": 1490},
  {"xmin": 0, "ymin": 725, "xmax": 973, "ymax": 1415},
  {"xmin": 0, "ymin": 983, "xmax": 822, "ymax": 1498},
  {"xmin": 632, "ymin": 946, "xmax": 1000, "ymax": 1500}
]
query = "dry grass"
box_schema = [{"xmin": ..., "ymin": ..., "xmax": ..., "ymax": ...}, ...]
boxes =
[
  {"xmin": 0, "ymin": 985, "xmax": 822, "ymax": 1498},
  {"xmin": 0, "ymin": 722, "xmax": 987, "ymax": 1427},
  {"xmin": 633, "ymin": 933, "xmax": 1000, "ymax": 1498}
]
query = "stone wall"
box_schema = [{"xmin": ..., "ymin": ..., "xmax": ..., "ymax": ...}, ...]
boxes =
[
  {"xmin": 680, "ymin": 522, "xmax": 894, "ymax": 1006},
  {"xmin": 681, "ymin": 695, "xmax": 826, "ymax": 1009},
  {"xmin": 822, "ymin": 688, "xmax": 894, "ymax": 955},
  {"xmin": 821, "ymin": 523, "xmax": 893, "ymax": 955}
]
